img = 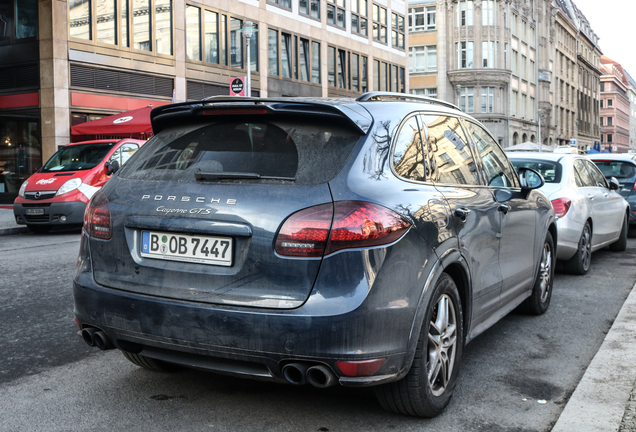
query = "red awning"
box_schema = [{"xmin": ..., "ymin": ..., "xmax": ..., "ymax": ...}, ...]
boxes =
[{"xmin": 71, "ymin": 106, "xmax": 154, "ymax": 136}]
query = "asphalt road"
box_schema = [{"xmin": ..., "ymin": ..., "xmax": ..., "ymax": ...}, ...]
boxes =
[{"xmin": 1, "ymin": 230, "xmax": 635, "ymax": 432}]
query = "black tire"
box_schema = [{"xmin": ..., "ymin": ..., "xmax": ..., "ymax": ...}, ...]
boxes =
[
  {"xmin": 519, "ymin": 231, "xmax": 555, "ymax": 315},
  {"xmin": 27, "ymin": 224, "xmax": 51, "ymax": 234},
  {"xmin": 609, "ymin": 213, "xmax": 628, "ymax": 252},
  {"xmin": 121, "ymin": 351, "xmax": 180, "ymax": 372},
  {"xmin": 563, "ymin": 222, "xmax": 592, "ymax": 275},
  {"xmin": 375, "ymin": 273, "xmax": 464, "ymax": 418}
]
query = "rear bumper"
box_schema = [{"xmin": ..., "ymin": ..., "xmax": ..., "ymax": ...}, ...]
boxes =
[
  {"xmin": 72, "ymin": 232, "xmax": 428, "ymax": 387},
  {"xmin": 13, "ymin": 200, "xmax": 86, "ymax": 226}
]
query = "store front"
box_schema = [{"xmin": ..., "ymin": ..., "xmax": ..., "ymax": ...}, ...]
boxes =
[{"xmin": 0, "ymin": 114, "xmax": 41, "ymax": 204}]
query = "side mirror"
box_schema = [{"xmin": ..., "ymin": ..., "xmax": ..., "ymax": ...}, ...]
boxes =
[
  {"xmin": 517, "ymin": 167, "xmax": 545, "ymax": 190},
  {"xmin": 609, "ymin": 176, "xmax": 620, "ymax": 191},
  {"xmin": 106, "ymin": 160, "xmax": 120, "ymax": 176}
]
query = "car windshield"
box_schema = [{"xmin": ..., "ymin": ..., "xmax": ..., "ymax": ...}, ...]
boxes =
[
  {"xmin": 510, "ymin": 159, "xmax": 561, "ymax": 183},
  {"xmin": 41, "ymin": 142, "xmax": 116, "ymax": 173},
  {"xmin": 119, "ymin": 118, "xmax": 362, "ymax": 185},
  {"xmin": 592, "ymin": 160, "xmax": 636, "ymax": 180}
]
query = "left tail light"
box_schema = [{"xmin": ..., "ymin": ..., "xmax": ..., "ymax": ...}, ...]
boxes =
[
  {"xmin": 84, "ymin": 190, "xmax": 112, "ymax": 240},
  {"xmin": 275, "ymin": 201, "xmax": 411, "ymax": 258},
  {"xmin": 551, "ymin": 197, "xmax": 572, "ymax": 219}
]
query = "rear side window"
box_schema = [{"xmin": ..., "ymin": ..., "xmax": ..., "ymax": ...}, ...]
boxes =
[
  {"xmin": 119, "ymin": 118, "xmax": 361, "ymax": 185},
  {"xmin": 464, "ymin": 121, "xmax": 519, "ymax": 188},
  {"xmin": 593, "ymin": 161, "xmax": 636, "ymax": 180},
  {"xmin": 41, "ymin": 142, "xmax": 117, "ymax": 172},
  {"xmin": 393, "ymin": 115, "xmax": 425, "ymax": 181},
  {"xmin": 421, "ymin": 115, "xmax": 480, "ymax": 186}
]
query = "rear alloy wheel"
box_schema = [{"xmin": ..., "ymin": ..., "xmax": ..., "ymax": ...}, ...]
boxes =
[
  {"xmin": 519, "ymin": 231, "xmax": 555, "ymax": 315},
  {"xmin": 121, "ymin": 351, "xmax": 180, "ymax": 372},
  {"xmin": 375, "ymin": 273, "xmax": 463, "ymax": 417},
  {"xmin": 609, "ymin": 214, "xmax": 628, "ymax": 252},
  {"xmin": 563, "ymin": 222, "xmax": 592, "ymax": 275}
]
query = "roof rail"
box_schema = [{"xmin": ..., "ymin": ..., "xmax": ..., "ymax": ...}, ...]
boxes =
[{"xmin": 356, "ymin": 92, "xmax": 460, "ymax": 111}]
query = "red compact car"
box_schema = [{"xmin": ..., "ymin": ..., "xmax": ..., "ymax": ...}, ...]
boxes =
[{"xmin": 14, "ymin": 139, "xmax": 144, "ymax": 232}]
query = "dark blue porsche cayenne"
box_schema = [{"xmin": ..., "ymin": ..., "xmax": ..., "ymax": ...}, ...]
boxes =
[{"xmin": 74, "ymin": 93, "xmax": 556, "ymax": 417}]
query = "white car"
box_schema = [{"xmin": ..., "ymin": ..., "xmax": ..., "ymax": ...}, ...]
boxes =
[{"xmin": 509, "ymin": 153, "xmax": 629, "ymax": 274}]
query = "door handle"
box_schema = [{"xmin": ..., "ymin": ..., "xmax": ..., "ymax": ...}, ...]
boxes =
[
  {"xmin": 498, "ymin": 204, "xmax": 511, "ymax": 214},
  {"xmin": 454, "ymin": 207, "xmax": 472, "ymax": 221},
  {"xmin": 587, "ymin": 194, "xmax": 594, "ymax": 200}
]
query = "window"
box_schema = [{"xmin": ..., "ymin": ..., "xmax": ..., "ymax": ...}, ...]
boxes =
[
  {"xmin": 337, "ymin": 48, "xmax": 346, "ymax": 88},
  {"xmin": 96, "ymin": 0, "xmax": 116, "ymax": 44},
  {"xmin": 393, "ymin": 116, "xmax": 425, "ymax": 181},
  {"xmin": 186, "ymin": 6, "xmax": 201, "ymax": 61},
  {"xmin": 600, "ymin": 100, "xmax": 604, "ymax": 108},
  {"xmin": 391, "ymin": 65, "xmax": 398, "ymax": 92},
  {"xmin": 155, "ymin": 0, "xmax": 173, "ymax": 55},
  {"xmin": 412, "ymin": 88, "xmax": 437, "ymax": 98},
  {"xmin": 600, "ymin": 117, "xmax": 603, "ymax": 126},
  {"xmin": 349, "ymin": 53, "xmax": 368, "ymax": 92},
  {"xmin": 409, "ymin": 6, "xmax": 435, "ymax": 31},
  {"xmin": 456, "ymin": 41, "xmax": 474, "ymax": 69},
  {"xmin": 460, "ymin": 87, "xmax": 474, "ymax": 113},
  {"xmin": 328, "ymin": 46, "xmax": 336, "ymax": 87},
  {"xmin": 608, "ymin": 99, "xmax": 613, "ymax": 107},
  {"xmin": 299, "ymin": 38, "xmax": 311, "ymax": 81},
  {"xmin": 422, "ymin": 115, "xmax": 480, "ymax": 185},
  {"xmin": 482, "ymin": 41, "xmax": 495, "ymax": 68},
  {"xmin": 133, "ymin": 0, "xmax": 151, "ymax": 51},
  {"xmin": 392, "ymin": 13, "xmax": 405, "ymax": 49},
  {"xmin": 482, "ymin": 0, "xmax": 494, "ymax": 26},
  {"xmin": 409, "ymin": 46, "xmax": 437, "ymax": 73},
  {"xmin": 373, "ymin": 4, "xmax": 387, "ymax": 43},
  {"xmin": 351, "ymin": 0, "xmax": 368, "ymax": 36},
  {"xmin": 281, "ymin": 33, "xmax": 292, "ymax": 78},
  {"xmin": 268, "ymin": 0, "xmax": 291, "ymax": 9},
  {"xmin": 312, "ymin": 41, "xmax": 321, "ymax": 84},
  {"xmin": 230, "ymin": 18, "xmax": 243, "ymax": 69},
  {"xmin": 608, "ymin": 117, "xmax": 613, "ymax": 126},
  {"xmin": 608, "ymin": 134, "xmax": 613, "ymax": 143},
  {"xmin": 204, "ymin": 11, "xmax": 219, "ymax": 64},
  {"xmin": 327, "ymin": 0, "xmax": 345, "ymax": 28},
  {"xmin": 481, "ymin": 87, "xmax": 494, "ymax": 113},
  {"xmin": 299, "ymin": 0, "xmax": 320, "ymax": 19},
  {"xmin": 69, "ymin": 0, "xmax": 90, "ymax": 40},
  {"xmin": 456, "ymin": 1, "xmax": 473, "ymax": 27},
  {"xmin": 600, "ymin": 82, "xmax": 605, "ymax": 92},
  {"xmin": 268, "ymin": 29, "xmax": 279, "ymax": 76},
  {"xmin": 465, "ymin": 121, "xmax": 518, "ymax": 187}
]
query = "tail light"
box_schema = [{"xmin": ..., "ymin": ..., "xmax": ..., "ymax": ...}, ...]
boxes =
[
  {"xmin": 336, "ymin": 359, "xmax": 386, "ymax": 377},
  {"xmin": 84, "ymin": 190, "xmax": 112, "ymax": 240},
  {"xmin": 275, "ymin": 201, "xmax": 411, "ymax": 258},
  {"xmin": 551, "ymin": 197, "xmax": 572, "ymax": 219}
]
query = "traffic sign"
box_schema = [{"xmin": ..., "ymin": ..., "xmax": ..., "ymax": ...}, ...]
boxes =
[{"xmin": 230, "ymin": 77, "xmax": 245, "ymax": 96}]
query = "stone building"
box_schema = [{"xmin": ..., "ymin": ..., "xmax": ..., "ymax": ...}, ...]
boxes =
[
  {"xmin": 600, "ymin": 56, "xmax": 630, "ymax": 153},
  {"xmin": 626, "ymin": 71, "xmax": 636, "ymax": 152},
  {"xmin": 0, "ymin": 0, "xmax": 408, "ymax": 203}
]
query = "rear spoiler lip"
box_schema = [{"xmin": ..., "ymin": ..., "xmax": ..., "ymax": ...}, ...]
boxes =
[{"xmin": 149, "ymin": 97, "xmax": 373, "ymax": 135}]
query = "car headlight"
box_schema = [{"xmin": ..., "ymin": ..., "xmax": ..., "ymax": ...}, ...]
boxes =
[
  {"xmin": 18, "ymin": 180, "xmax": 28, "ymax": 197},
  {"xmin": 56, "ymin": 178, "xmax": 83, "ymax": 196}
]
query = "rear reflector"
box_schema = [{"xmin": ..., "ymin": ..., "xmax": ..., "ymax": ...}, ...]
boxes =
[
  {"xmin": 551, "ymin": 197, "xmax": 572, "ymax": 219},
  {"xmin": 336, "ymin": 359, "xmax": 386, "ymax": 377},
  {"xmin": 84, "ymin": 190, "xmax": 112, "ymax": 240},
  {"xmin": 275, "ymin": 201, "xmax": 411, "ymax": 258}
]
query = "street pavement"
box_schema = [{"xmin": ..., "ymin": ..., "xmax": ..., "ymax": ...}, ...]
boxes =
[{"xmin": 1, "ymin": 205, "xmax": 636, "ymax": 430}]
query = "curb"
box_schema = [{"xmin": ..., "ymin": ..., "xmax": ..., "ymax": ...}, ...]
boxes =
[
  {"xmin": 0, "ymin": 226, "xmax": 29, "ymax": 236},
  {"xmin": 551, "ymin": 280, "xmax": 636, "ymax": 431}
]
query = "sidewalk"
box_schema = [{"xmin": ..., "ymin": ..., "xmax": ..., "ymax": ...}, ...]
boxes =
[
  {"xmin": 1, "ymin": 206, "xmax": 635, "ymax": 430},
  {"xmin": 0, "ymin": 205, "xmax": 28, "ymax": 235}
]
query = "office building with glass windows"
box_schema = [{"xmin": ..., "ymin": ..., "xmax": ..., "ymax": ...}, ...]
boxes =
[{"xmin": 0, "ymin": 0, "xmax": 408, "ymax": 203}]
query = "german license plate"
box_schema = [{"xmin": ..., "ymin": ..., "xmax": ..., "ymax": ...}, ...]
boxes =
[
  {"xmin": 26, "ymin": 208, "xmax": 45, "ymax": 216},
  {"xmin": 140, "ymin": 231, "xmax": 233, "ymax": 266}
]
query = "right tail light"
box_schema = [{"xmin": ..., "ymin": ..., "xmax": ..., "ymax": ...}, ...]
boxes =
[
  {"xmin": 551, "ymin": 197, "xmax": 572, "ymax": 219},
  {"xmin": 84, "ymin": 190, "xmax": 112, "ymax": 240},
  {"xmin": 275, "ymin": 201, "xmax": 411, "ymax": 258}
]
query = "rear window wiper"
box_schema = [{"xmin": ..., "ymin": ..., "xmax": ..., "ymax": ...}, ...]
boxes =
[{"xmin": 194, "ymin": 170, "xmax": 295, "ymax": 181}]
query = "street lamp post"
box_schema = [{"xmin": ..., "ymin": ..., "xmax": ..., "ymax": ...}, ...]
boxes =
[{"xmin": 242, "ymin": 21, "xmax": 254, "ymax": 97}]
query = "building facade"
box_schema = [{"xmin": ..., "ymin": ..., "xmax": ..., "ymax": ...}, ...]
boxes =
[
  {"xmin": 600, "ymin": 56, "xmax": 630, "ymax": 153},
  {"xmin": 0, "ymin": 0, "xmax": 408, "ymax": 203},
  {"xmin": 626, "ymin": 71, "xmax": 636, "ymax": 152}
]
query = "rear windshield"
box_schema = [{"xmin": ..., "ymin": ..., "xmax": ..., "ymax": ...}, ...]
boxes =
[
  {"xmin": 510, "ymin": 159, "xmax": 562, "ymax": 183},
  {"xmin": 118, "ymin": 118, "xmax": 362, "ymax": 185},
  {"xmin": 41, "ymin": 142, "xmax": 116, "ymax": 173},
  {"xmin": 592, "ymin": 161, "xmax": 636, "ymax": 179}
]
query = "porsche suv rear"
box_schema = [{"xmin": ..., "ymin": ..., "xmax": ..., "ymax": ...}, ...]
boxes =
[{"xmin": 74, "ymin": 94, "xmax": 555, "ymax": 417}]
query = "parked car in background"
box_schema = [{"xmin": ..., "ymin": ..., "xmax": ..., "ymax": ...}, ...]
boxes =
[
  {"xmin": 588, "ymin": 153, "xmax": 636, "ymax": 227},
  {"xmin": 74, "ymin": 93, "xmax": 556, "ymax": 418},
  {"xmin": 13, "ymin": 139, "xmax": 145, "ymax": 232},
  {"xmin": 509, "ymin": 152, "xmax": 629, "ymax": 275}
]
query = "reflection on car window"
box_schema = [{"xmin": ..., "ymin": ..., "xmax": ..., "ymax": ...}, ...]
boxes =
[
  {"xmin": 464, "ymin": 121, "xmax": 518, "ymax": 188},
  {"xmin": 584, "ymin": 159, "xmax": 608, "ymax": 188},
  {"xmin": 573, "ymin": 159, "xmax": 595, "ymax": 187},
  {"xmin": 421, "ymin": 115, "xmax": 480, "ymax": 185},
  {"xmin": 393, "ymin": 116, "xmax": 425, "ymax": 181}
]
